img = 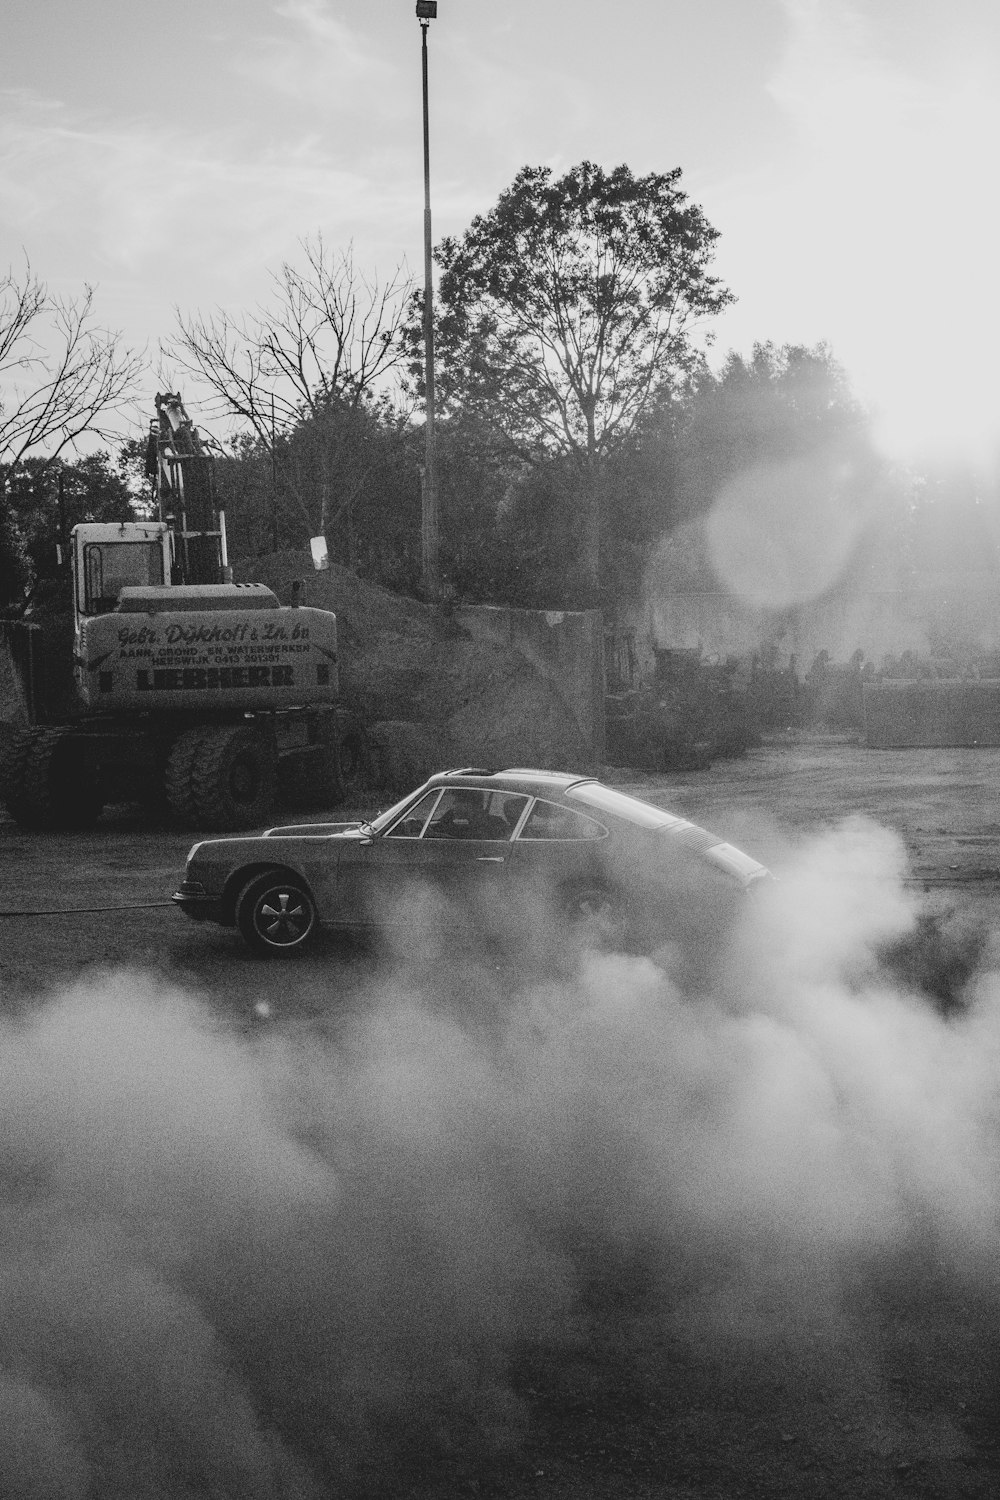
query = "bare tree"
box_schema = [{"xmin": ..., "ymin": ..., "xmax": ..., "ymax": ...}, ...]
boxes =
[
  {"xmin": 167, "ymin": 237, "xmax": 414, "ymax": 542},
  {"xmin": 169, "ymin": 237, "xmax": 413, "ymax": 433},
  {"xmin": 0, "ymin": 260, "xmax": 144, "ymax": 475}
]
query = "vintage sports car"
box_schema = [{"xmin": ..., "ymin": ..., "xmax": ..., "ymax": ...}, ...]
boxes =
[{"xmin": 173, "ymin": 767, "xmax": 770, "ymax": 957}]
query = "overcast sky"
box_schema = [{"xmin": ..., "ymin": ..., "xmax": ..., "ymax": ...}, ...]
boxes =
[{"xmin": 3, "ymin": 0, "xmax": 999, "ymax": 464}]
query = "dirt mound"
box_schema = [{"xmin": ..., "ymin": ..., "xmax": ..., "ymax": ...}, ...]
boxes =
[{"xmin": 233, "ymin": 553, "xmax": 591, "ymax": 771}]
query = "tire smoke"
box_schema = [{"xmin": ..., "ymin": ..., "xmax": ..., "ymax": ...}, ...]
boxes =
[{"xmin": 2, "ymin": 816, "xmax": 999, "ymax": 1494}]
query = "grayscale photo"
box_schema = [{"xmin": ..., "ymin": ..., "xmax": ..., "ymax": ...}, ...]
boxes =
[{"xmin": 2, "ymin": 2, "xmax": 999, "ymax": 1495}]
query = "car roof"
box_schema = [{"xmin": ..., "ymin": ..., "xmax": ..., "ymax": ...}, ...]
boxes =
[{"xmin": 429, "ymin": 768, "xmax": 596, "ymax": 796}]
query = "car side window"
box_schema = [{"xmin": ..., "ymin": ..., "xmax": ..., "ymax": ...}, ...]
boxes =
[
  {"xmin": 384, "ymin": 789, "xmax": 441, "ymax": 838},
  {"xmin": 423, "ymin": 788, "xmax": 529, "ymax": 841},
  {"xmin": 517, "ymin": 799, "xmax": 607, "ymax": 841}
]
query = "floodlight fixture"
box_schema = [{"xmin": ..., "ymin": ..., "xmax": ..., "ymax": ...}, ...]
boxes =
[{"xmin": 416, "ymin": 2, "xmax": 437, "ymax": 19}]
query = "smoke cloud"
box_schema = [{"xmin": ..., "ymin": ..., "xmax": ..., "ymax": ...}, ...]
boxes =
[{"xmin": 2, "ymin": 816, "xmax": 1000, "ymax": 1493}]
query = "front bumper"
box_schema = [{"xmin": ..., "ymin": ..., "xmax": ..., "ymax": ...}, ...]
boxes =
[{"xmin": 172, "ymin": 881, "xmax": 224, "ymax": 923}]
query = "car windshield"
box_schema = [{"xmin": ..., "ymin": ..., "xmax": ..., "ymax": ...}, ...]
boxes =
[
  {"xmin": 566, "ymin": 782, "xmax": 685, "ymax": 830},
  {"xmin": 366, "ymin": 787, "xmax": 434, "ymax": 834}
]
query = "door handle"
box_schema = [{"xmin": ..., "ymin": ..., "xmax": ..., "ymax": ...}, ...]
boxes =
[{"xmin": 476, "ymin": 856, "xmax": 505, "ymax": 863}]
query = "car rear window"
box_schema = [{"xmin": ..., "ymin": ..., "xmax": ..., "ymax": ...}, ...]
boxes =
[
  {"xmin": 566, "ymin": 782, "xmax": 686, "ymax": 830},
  {"xmin": 517, "ymin": 799, "xmax": 606, "ymax": 841}
]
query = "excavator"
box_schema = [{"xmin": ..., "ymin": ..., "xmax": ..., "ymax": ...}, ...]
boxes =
[{"xmin": 0, "ymin": 394, "xmax": 347, "ymax": 830}]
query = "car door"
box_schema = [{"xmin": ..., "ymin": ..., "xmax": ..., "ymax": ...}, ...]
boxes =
[
  {"xmin": 416, "ymin": 787, "xmax": 530, "ymax": 920},
  {"xmin": 503, "ymin": 796, "xmax": 611, "ymax": 901},
  {"xmin": 333, "ymin": 788, "xmax": 442, "ymax": 926},
  {"xmin": 335, "ymin": 786, "xmax": 530, "ymax": 929}
]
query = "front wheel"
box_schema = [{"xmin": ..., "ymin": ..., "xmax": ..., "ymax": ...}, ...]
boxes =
[
  {"xmin": 235, "ymin": 871, "xmax": 318, "ymax": 956},
  {"xmin": 190, "ymin": 724, "xmax": 277, "ymax": 830}
]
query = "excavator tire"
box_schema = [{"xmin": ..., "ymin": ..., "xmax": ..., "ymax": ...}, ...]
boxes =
[
  {"xmin": 164, "ymin": 726, "xmax": 209, "ymax": 828},
  {"xmin": 2, "ymin": 726, "xmax": 104, "ymax": 831},
  {"xmin": 189, "ymin": 723, "xmax": 278, "ymax": 831}
]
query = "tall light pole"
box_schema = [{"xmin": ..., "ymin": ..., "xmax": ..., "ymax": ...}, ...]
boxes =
[{"xmin": 416, "ymin": 0, "xmax": 440, "ymax": 599}]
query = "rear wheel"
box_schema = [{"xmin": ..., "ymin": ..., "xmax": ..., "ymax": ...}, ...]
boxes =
[
  {"xmin": 235, "ymin": 871, "xmax": 318, "ymax": 955},
  {"xmin": 562, "ymin": 882, "xmax": 627, "ymax": 952},
  {"xmin": 189, "ymin": 724, "xmax": 277, "ymax": 830}
]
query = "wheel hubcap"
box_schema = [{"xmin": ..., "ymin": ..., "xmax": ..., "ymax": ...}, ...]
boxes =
[{"xmin": 257, "ymin": 890, "xmax": 310, "ymax": 944}]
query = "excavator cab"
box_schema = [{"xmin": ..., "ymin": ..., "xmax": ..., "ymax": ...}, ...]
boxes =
[{"xmin": 72, "ymin": 522, "xmax": 173, "ymax": 623}]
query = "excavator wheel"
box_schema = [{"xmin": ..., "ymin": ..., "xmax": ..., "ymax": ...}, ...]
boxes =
[
  {"xmin": 189, "ymin": 723, "xmax": 278, "ymax": 831},
  {"xmin": 164, "ymin": 726, "xmax": 209, "ymax": 828},
  {"xmin": 1, "ymin": 726, "xmax": 104, "ymax": 831}
]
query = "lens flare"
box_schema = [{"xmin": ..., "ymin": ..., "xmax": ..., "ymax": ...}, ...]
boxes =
[{"xmin": 705, "ymin": 453, "xmax": 866, "ymax": 608}]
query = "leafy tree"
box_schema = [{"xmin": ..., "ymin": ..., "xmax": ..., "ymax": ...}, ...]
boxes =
[
  {"xmin": 0, "ymin": 505, "xmax": 29, "ymax": 605},
  {"xmin": 634, "ymin": 341, "xmax": 891, "ymax": 610},
  {"xmin": 672, "ymin": 342, "xmax": 874, "ymax": 523},
  {"xmin": 900, "ymin": 464, "xmax": 1000, "ymax": 588},
  {"xmin": 419, "ymin": 161, "xmax": 734, "ymax": 595},
  {"xmin": 5, "ymin": 451, "xmax": 137, "ymax": 583},
  {"xmin": 429, "ymin": 416, "xmax": 541, "ymax": 605}
]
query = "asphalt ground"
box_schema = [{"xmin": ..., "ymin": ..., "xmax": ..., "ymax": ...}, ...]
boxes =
[
  {"xmin": 2, "ymin": 733, "xmax": 1000, "ymax": 1499},
  {"xmin": 3, "ymin": 732, "xmax": 998, "ymax": 1007}
]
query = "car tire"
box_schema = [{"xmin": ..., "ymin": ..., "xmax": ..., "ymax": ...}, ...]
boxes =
[
  {"xmin": 562, "ymin": 881, "xmax": 627, "ymax": 952},
  {"xmin": 235, "ymin": 871, "xmax": 318, "ymax": 956}
]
